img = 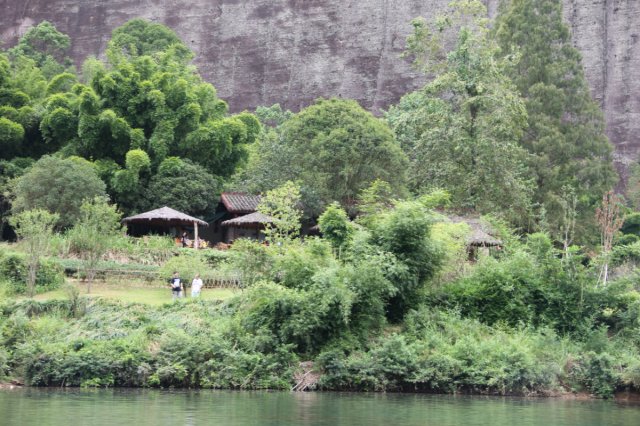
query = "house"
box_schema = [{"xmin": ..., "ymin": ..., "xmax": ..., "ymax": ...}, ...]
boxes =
[{"xmin": 202, "ymin": 192, "xmax": 273, "ymax": 244}]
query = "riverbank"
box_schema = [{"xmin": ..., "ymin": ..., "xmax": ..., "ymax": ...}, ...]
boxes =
[{"xmin": 1, "ymin": 297, "xmax": 638, "ymax": 398}]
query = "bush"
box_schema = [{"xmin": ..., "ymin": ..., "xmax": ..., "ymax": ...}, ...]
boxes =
[
  {"xmin": 367, "ymin": 200, "xmax": 443, "ymax": 322},
  {"xmin": 234, "ymin": 280, "xmax": 354, "ymax": 355},
  {"xmin": 318, "ymin": 309, "xmax": 566, "ymax": 394},
  {"xmin": 3, "ymin": 298, "xmax": 297, "ymax": 389},
  {"xmin": 0, "ymin": 346, "xmax": 8, "ymax": 379},
  {"xmin": 428, "ymin": 234, "xmax": 622, "ymax": 335},
  {"xmin": 0, "ymin": 249, "xmax": 64, "ymax": 294},
  {"xmin": 158, "ymin": 252, "xmax": 211, "ymax": 286},
  {"xmin": 571, "ymin": 351, "xmax": 621, "ymax": 398}
]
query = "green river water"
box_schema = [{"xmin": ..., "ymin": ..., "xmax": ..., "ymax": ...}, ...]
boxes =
[{"xmin": 1, "ymin": 389, "xmax": 639, "ymax": 426}]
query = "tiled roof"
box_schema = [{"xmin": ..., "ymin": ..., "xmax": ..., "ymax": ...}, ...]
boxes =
[
  {"xmin": 221, "ymin": 212, "xmax": 273, "ymax": 227},
  {"xmin": 220, "ymin": 192, "xmax": 261, "ymax": 214}
]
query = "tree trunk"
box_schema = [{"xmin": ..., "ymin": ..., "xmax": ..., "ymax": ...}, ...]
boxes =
[
  {"xmin": 602, "ymin": 262, "xmax": 609, "ymax": 287},
  {"xmin": 87, "ymin": 269, "xmax": 96, "ymax": 294},
  {"xmin": 27, "ymin": 261, "xmax": 37, "ymax": 298}
]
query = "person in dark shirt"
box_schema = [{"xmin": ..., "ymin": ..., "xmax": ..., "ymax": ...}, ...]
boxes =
[{"xmin": 169, "ymin": 271, "xmax": 182, "ymax": 300}]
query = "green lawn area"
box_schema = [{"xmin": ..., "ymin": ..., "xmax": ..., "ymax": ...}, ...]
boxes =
[{"xmin": 31, "ymin": 280, "xmax": 239, "ymax": 306}]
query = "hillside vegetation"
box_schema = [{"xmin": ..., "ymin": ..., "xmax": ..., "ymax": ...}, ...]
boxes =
[{"xmin": 0, "ymin": 1, "xmax": 638, "ymax": 398}]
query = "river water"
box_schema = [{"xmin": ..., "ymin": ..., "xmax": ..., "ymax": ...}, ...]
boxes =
[{"xmin": 1, "ymin": 389, "xmax": 639, "ymax": 426}]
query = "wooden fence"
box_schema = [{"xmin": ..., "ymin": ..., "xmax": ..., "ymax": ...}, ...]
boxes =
[{"xmin": 63, "ymin": 266, "xmax": 244, "ymax": 289}]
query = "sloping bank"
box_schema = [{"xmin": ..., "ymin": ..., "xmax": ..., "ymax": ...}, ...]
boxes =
[{"xmin": 1, "ymin": 297, "xmax": 638, "ymax": 398}]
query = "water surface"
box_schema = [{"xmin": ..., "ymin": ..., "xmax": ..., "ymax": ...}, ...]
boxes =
[{"xmin": 1, "ymin": 388, "xmax": 639, "ymax": 426}]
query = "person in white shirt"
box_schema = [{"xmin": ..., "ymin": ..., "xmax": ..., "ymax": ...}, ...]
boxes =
[{"xmin": 191, "ymin": 273, "xmax": 203, "ymax": 298}]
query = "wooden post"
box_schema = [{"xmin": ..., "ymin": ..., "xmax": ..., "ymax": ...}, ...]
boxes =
[{"xmin": 194, "ymin": 221, "xmax": 199, "ymax": 249}]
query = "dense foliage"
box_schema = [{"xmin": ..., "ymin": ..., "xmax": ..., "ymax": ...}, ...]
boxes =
[
  {"xmin": 388, "ymin": 6, "xmax": 532, "ymax": 223},
  {"xmin": 10, "ymin": 156, "xmax": 107, "ymax": 228},
  {"xmin": 0, "ymin": 2, "xmax": 638, "ymax": 400},
  {"xmin": 494, "ymin": 0, "xmax": 616, "ymax": 241},
  {"xmin": 0, "ymin": 19, "xmax": 259, "ymax": 220},
  {"xmin": 0, "ymin": 247, "xmax": 64, "ymax": 295},
  {"xmin": 236, "ymin": 99, "xmax": 408, "ymax": 215}
]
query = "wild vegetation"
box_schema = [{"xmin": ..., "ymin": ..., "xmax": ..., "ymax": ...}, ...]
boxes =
[{"xmin": 0, "ymin": 0, "xmax": 639, "ymax": 399}]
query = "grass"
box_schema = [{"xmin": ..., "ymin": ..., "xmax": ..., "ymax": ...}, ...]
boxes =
[{"xmin": 29, "ymin": 279, "xmax": 239, "ymax": 306}]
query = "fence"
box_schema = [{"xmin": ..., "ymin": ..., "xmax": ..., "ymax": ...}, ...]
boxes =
[{"xmin": 63, "ymin": 265, "xmax": 243, "ymax": 289}]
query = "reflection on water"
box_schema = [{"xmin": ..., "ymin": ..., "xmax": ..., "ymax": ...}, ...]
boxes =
[{"xmin": 1, "ymin": 388, "xmax": 639, "ymax": 426}]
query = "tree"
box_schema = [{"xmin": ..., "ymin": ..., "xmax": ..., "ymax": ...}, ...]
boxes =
[
  {"xmin": 356, "ymin": 179, "xmax": 396, "ymax": 223},
  {"xmin": 625, "ymin": 161, "xmax": 640, "ymax": 211},
  {"xmin": 33, "ymin": 19, "xmax": 259, "ymax": 210},
  {"xmin": 0, "ymin": 158, "xmax": 33, "ymax": 239},
  {"xmin": 9, "ymin": 209, "xmax": 58, "ymax": 297},
  {"xmin": 318, "ymin": 203, "xmax": 354, "ymax": 254},
  {"xmin": 144, "ymin": 157, "xmax": 221, "ymax": 217},
  {"xmin": 0, "ymin": 54, "xmax": 29, "ymax": 160},
  {"xmin": 0, "ymin": 117, "xmax": 24, "ymax": 159},
  {"xmin": 284, "ymin": 99, "xmax": 408, "ymax": 213},
  {"xmin": 8, "ymin": 21, "xmax": 72, "ymax": 78},
  {"xmin": 68, "ymin": 197, "xmax": 122, "ymax": 293},
  {"xmin": 11, "ymin": 156, "xmax": 107, "ymax": 228},
  {"xmin": 257, "ymin": 181, "xmax": 303, "ymax": 245},
  {"xmin": 240, "ymin": 99, "xmax": 408, "ymax": 215},
  {"xmin": 107, "ymin": 19, "xmax": 193, "ymax": 63},
  {"xmin": 389, "ymin": 1, "xmax": 533, "ymax": 224},
  {"xmin": 231, "ymin": 118, "xmax": 299, "ymax": 200},
  {"xmin": 494, "ymin": 0, "xmax": 616, "ymax": 240},
  {"xmin": 596, "ymin": 191, "xmax": 624, "ymax": 286},
  {"xmin": 254, "ymin": 103, "xmax": 293, "ymax": 128}
]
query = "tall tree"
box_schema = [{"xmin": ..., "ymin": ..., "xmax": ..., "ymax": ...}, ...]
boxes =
[
  {"xmin": 388, "ymin": 1, "xmax": 533, "ymax": 224},
  {"xmin": 494, "ymin": 0, "xmax": 616, "ymax": 240},
  {"xmin": 144, "ymin": 157, "xmax": 221, "ymax": 217},
  {"xmin": 595, "ymin": 191, "xmax": 624, "ymax": 286}
]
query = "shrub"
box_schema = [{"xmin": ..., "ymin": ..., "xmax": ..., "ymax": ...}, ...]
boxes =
[
  {"xmin": 367, "ymin": 200, "xmax": 443, "ymax": 321},
  {"xmin": 159, "ymin": 252, "xmax": 211, "ymax": 285},
  {"xmin": 0, "ymin": 346, "xmax": 8, "ymax": 379},
  {"xmin": 0, "ymin": 249, "xmax": 64, "ymax": 294},
  {"xmin": 318, "ymin": 202, "xmax": 354, "ymax": 253},
  {"xmin": 319, "ymin": 308, "xmax": 565, "ymax": 395},
  {"xmin": 571, "ymin": 351, "xmax": 621, "ymax": 398}
]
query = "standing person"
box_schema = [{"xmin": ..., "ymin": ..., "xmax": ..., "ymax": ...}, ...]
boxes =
[
  {"xmin": 191, "ymin": 273, "xmax": 203, "ymax": 298},
  {"xmin": 180, "ymin": 232, "xmax": 189, "ymax": 248},
  {"xmin": 169, "ymin": 271, "xmax": 181, "ymax": 300}
]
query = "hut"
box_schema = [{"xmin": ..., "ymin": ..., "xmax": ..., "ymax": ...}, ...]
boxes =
[
  {"xmin": 221, "ymin": 212, "xmax": 274, "ymax": 242},
  {"xmin": 122, "ymin": 206, "xmax": 208, "ymax": 248},
  {"xmin": 447, "ymin": 215, "xmax": 502, "ymax": 260}
]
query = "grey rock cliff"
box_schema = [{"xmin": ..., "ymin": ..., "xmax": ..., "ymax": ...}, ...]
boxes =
[{"xmin": 1, "ymin": 0, "xmax": 638, "ymax": 178}]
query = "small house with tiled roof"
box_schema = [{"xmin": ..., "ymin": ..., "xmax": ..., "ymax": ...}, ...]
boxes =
[
  {"xmin": 220, "ymin": 192, "xmax": 261, "ymax": 215},
  {"xmin": 201, "ymin": 192, "xmax": 272, "ymax": 244}
]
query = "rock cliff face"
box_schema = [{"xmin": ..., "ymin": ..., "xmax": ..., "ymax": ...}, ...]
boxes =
[{"xmin": 1, "ymin": 0, "xmax": 638, "ymax": 176}]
